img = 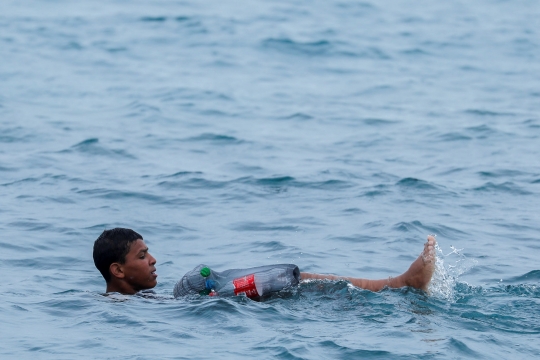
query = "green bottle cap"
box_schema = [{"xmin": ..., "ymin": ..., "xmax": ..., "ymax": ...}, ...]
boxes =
[{"xmin": 200, "ymin": 267, "xmax": 211, "ymax": 277}]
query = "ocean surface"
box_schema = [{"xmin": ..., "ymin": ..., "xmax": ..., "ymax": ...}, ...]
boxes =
[{"xmin": 1, "ymin": 0, "xmax": 539, "ymax": 358}]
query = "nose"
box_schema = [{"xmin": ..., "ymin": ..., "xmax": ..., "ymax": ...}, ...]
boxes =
[{"xmin": 148, "ymin": 252, "xmax": 156, "ymax": 265}]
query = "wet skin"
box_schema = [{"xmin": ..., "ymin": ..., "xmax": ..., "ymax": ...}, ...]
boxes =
[{"xmin": 106, "ymin": 239, "xmax": 158, "ymax": 295}]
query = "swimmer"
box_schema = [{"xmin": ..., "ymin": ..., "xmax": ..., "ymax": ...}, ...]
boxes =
[
  {"xmin": 93, "ymin": 228, "xmax": 436, "ymax": 295},
  {"xmin": 93, "ymin": 228, "xmax": 158, "ymax": 295}
]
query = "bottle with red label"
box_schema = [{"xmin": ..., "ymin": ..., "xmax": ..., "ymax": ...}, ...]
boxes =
[{"xmin": 173, "ymin": 264, "xmax": 300, "ymax": 299}]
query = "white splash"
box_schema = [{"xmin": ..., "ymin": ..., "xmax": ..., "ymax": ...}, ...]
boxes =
[{"xmin": 428, "ymin": 241, "xmax": 477, "ymax": 301}]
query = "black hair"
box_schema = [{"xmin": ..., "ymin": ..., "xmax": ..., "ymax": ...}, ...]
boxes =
[{"xmin": 93, "ymin": 228, "xmax": 143, "ymax": 282}]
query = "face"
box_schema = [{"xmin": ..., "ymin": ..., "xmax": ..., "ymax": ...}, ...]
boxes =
[{"xmin": 121, "ymin": 239, "xmax": 158, "ymax": 292}]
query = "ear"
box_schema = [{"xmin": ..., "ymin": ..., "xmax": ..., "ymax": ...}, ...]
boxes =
[{"xmin": 109, "ymin": 262, "xmax": 125, "ymax": 279}]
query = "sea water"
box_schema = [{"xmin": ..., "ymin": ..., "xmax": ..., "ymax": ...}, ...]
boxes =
[{"xmin": 1, "ymin": 0, "xmax": 539, "ymax": 358}]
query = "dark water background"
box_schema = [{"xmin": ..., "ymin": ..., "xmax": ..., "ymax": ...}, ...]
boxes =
[{"xmin": 1, "ymin": 0, "xmax": 539, "ymax": 358}]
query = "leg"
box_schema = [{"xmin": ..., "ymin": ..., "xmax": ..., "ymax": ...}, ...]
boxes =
[{"xmin": 300, "ymin": 235, "xmax": 437, "ymax": 292}]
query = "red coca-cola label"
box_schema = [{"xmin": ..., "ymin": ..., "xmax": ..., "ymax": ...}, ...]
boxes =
[{"xmin": 233, "ymin": 274, "xmax": 259, "ymax": 298}]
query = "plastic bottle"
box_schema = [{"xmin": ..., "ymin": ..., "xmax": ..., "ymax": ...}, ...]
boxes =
[{"xmin": 174, "ymin": 264, "xmax": 300, "ymax": 299}]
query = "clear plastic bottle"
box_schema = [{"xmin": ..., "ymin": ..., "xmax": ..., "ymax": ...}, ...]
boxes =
[{"xmin": 174, "ymin": 264, "xmax": 300, "ymax": 299}]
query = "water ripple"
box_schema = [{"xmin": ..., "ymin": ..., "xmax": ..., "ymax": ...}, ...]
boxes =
[{"xmin": 61, "ymin": 138, "xmax": 136, "ymax": 159}]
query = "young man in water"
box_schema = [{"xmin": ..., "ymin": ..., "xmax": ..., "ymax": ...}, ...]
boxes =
[{"xmin": 93, "ymin": 228, "xmax": 436, "ymax": 295}]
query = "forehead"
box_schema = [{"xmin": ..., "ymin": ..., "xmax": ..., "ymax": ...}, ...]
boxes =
[{"xmin": 127, "ymin": 239, "xmax": 147, "ymax": 255}]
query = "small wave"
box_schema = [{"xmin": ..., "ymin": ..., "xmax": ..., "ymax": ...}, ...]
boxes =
[
  {"xmin": 400, "ymin": 48, "xmax": 431, "ymax": 56},
  {"xmin": 76, "ymin": 189, "xmax": 165, "ymax": 203},
  {"xmin": 396, "ymin": 177, "xmax": 456, "ymax": 196},
  {"xmin": 363, "ymin": 46, "xmax": 392, "ymax": 59},
  {"xmin": 243, "ymin": 176, "xmax": 352, "ymax": 191},
  {"xmin": 392, "ymin": 222, "xmax": 467, "ymax": 239},
  {"xmin": 161, "ymin": 171, "xmax": 204, "ymax": 178},
  {"xmin": 0, "ymin": 135, "xmax": 28, "ymax": 143},
  {"xmin": 184, "ymin": 133, "xmax": 244, "ymax": 145},
  {"xmin": 328, "ymin": 235, "xmax": 377, "ymax": 244},
  {"xmin": 393, "ymin": 221, "xmax": 425, "ymax": 233},
  {"xmin": 396, "ymin": 177, "xmax": 438, "ymax": 190},
  {"xmin": 140, "ymin": 16, "xmax": 167, "ymax": 22},
  {"xmin": 297, "ymin": 179, "xmax": 352, "ymax": 190},
  {"xmin": 125, "ymin": 100, "xmax": 161, "ymax": 117},
  {"xmin": 463, "ymin": 124, "xmax": 512, "ymax": 140},
  {"xmin": 230, "ymin": 221, "xmax": 299, "ymax": 232},
  {"xmin": 8, "ymin": 220, "xmax": 54, "ymax": 232},
  {"xmin": 473, "ymin": 181, "xmax": 531, "ymax": 195},
  {"xmin": 156, "ymin": 88, "xmax": 233, "ymax": 102},
  {"xmin": 0, "ymin": 241, "xmax": 36, "ymax": 252},
  {"xmin": 73, "ymin": 138, "xmax": 98, "ymax": 146},
  {"xmin": 446, "ymin": 338, "xmax": 482, "ymax": 357},
  {"xmin": 254, "ymin": 176, "xmax": 294, "ymax": 186},
  {"xmin": 523, "ymin": 118, "xmax": 540, "ymax": 128},
  {"xmin": 281, "ymin": 112, "xmax": 314, "ymax": 121},
  {"xmin": 478, "ymin": 169, "xmax": 526, "ymax": 178},
  {"xmin": 1, "ymin": 177, "xmax": 39, "ymax": 187},
  {"xmin": 362, "ymin": 184, "xmax": 391, "ymax": 197},
  {"xmin": 0, "ymin": 165, "xmax": 16, "ymax": 172},
  {"xmin": 157, "ymin": 177, "xmax": 228, "ymax": 190},
  {"xmin": 85, "ymin": 223, "xmax": 115, "ymax": 230},
  {"xmin": 354, "ymin": 84, "xmax": 394, "ymax": 95},
  {"xmin": 245, "ymin": 240, "xmax": 290, "ymax": 252},
  {"xmin": 4, "ymin": 256, "xmax": 79, "ymax": 270},
  {"xmin": 136, "ymin": 174, "xmax": 352, "ymax": 192},
  {"xmin": 198, "ymin": 109, "xmax": 231, "ymax": 117},
  {"xmin": 104, "ymin": 46, "xmax": 127, "ymax": 53},
  {"xmin": 437, "ymin": 167, "xmax": 467, "ymax": 176},
  {"xmin": 318, "ymin": 340, "xmax": 393, "ymax": 357},
  {"xmin": 0, "ymin": 127, "xmax": 33, "ymax": 143},
  {"xmin": 178, "ymin": 296, "xmax": 256, "ymax": 321},
  {"xmin": 336, "ymin": 2, "xmax": 376, "ymax": 10},
  {"xmin": 262, "ymin": 38, "xmax": 333, "ymax": 56},
  {"xmin": 464, "ymin": 109, "xmax": 514, "ymax": 117},
  {"xmin": 362, "ymin": 118, "xmax": 399, "ymax": 126},
  {"xmin": 494, "ymin": 283, "xmax": 540, "ymax": 298},
  {"xmin": 174, "ymin": 16, "xmax": 203, "ymax": 29},
  {"xmin": 506, "ymin": 270, "xmax": 540, "ymax": 283},
  {"xmin": 61, "ymin": 41, "xmax": 84, "ymax": 51},
  {"xmin": 63, "ymin": 138, "xmax": 136, "ymax": 159},
  {"xmin": 438, "ymin": 132, "xmax": 472, "ymax": 141}
]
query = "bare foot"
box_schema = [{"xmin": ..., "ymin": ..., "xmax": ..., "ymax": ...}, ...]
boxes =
[{"xmin": 402, "ymin": 235, "xmax": 436, "ymax": 291}]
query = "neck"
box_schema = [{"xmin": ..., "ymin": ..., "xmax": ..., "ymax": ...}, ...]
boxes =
[{"xmin": 106, "ymin": 280, "xmax": 137, "ymax": 295}]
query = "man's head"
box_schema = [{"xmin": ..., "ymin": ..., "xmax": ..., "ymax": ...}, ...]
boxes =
[{"xmin": 93, "ymin": 228, "xmax": 158, "ymax": 294}]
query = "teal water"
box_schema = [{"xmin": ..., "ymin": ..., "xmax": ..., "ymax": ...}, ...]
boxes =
[{"xmin": 1, "ymin": 0, "xmax": 539, "ymax": 358}]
